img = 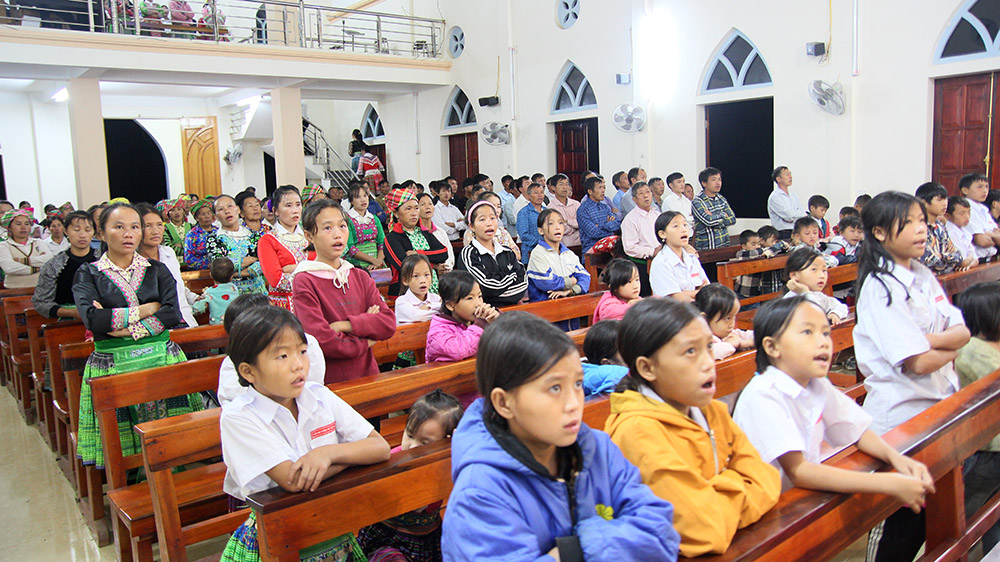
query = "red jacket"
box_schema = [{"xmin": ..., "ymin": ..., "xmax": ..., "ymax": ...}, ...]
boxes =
[{"xmin": 292, "ymin": 266, "xmax": 396, "ymax": 383}]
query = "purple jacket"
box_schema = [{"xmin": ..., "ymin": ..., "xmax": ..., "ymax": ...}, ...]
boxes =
[{"xmin": 425, "ymin": 314, "xmax": 486, "ymax": 363}]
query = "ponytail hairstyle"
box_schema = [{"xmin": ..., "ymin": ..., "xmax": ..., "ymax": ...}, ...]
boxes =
[
  {"xmin": 404, "ymin": 389, "xmax": 464, "ymax": 439},
  {"xmin": 600, "ymin": 258, "xmax": 639, "ymax": 299},
  {"xmin": 437, "ymin": 270, "xmax": 478, "ymax": 317},
  {"xmin": 855, "ymin": 191, "xmax": 925, "ymax": 306},
  {"xmin": 654, "ymin": 210, "xmax": 685, "ymax": 245},
  {"xmin": 582, "ymin": 320, "xmax": 621, "ymax": 365},
  {"xmin": 614, "ymin": 298, "xmax": 702, "ymax": 393},
  {"xmin": 784, "ymin": 247, "xmax": 826, "ymax": 291},
  {"xmin": 693, "ymin": 283, "xmax": 739, "ymax": 323}
]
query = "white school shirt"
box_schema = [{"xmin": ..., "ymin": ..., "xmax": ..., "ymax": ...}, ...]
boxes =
[
  {"xmin": 662, "ymin": 191, "xmax": 695, "ymax": 234},
  {"xmin": 650, "ymin": 246, "xmax": 708, "ymax": 297},
  {"xmin": 156, "ymin": 245, "xmax": 198, "ymax": 328},
  {"xmin": 44, "ymin": 236, "xmax": 70, "ymax": 254},
  {"xmin": 433, "ymin": 201, "xmax": 466, "ymax": 241},
  {"xmin": 947, "ymin": 221, "xmax": 976, "ymax": 260},
  {"xmin": 733, "ymin": 366, "xmax": 872, "ymax": 490},
  {"xmin": 783, "ymin": 289, "xmax": 849, "ymax": 320},
  {"xmin": 220, "ymin": 381, "xmax": 373, "ymax": 500},
  {"xmin": 217, "ymin": 333, "xmax": 326, "ymax": 405},
  {"xmin": 965, "ymin": 200, "xmax": 998, "ymax": 259},
  {"xmin": 394, "ymin": 289, "xmax": 442, "ymax": 324},
  {"xmin": 854, "ymin": 260, "xmax": 964, "ymax": 435}
]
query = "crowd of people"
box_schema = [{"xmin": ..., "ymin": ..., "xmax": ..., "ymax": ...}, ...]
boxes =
[{"xmin": 5, "ymin": 165, "xmax": 1000, "ymax": 561}]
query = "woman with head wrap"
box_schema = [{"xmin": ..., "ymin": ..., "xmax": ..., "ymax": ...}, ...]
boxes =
[
  {"xmin": 159, "ymin": 199, "xmax": 191, "ymax": 261},
  {"xmin": 383, "ymin": 188, "xmax": 448, "ymax": 296},
  {"xmin": 183, "ymin": 199, "xmax": 217, "ymax": 269},
  {"xmin": 300, "ymin": 184, "xmax": 327, "ymax": 207},
  {"xmin": 0, "ymin": 208, "xmax": 53, "ymax": 287}
]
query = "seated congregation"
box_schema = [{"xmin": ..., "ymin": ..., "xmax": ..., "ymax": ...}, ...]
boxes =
[{"xmin": 6, "ymin": 166, "xmax": 1000, "ymax": 562}]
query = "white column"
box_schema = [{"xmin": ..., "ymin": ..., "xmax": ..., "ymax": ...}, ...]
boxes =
[
  {"xmin": 271, "ymin": 87, "xmax": 306, "ymax": 188},
  {"xmin": 67, "ymin": 78, "xmax": 110, "ymax": 207}
]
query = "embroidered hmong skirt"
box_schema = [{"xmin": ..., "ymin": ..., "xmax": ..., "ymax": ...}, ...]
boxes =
[
  {"xmin": 222, "ymin": 511, "xmax": 366, "ymax": 562},
  {"xmin": 357, "ymin": 519, "xmax": 442, "ymax": 562},
  {"xmin": 76, "ymin": 331, "xmax": 202, "ymax": 468}
]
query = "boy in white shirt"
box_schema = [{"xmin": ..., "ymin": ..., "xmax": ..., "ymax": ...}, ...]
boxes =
[
  {"xmin": 946, "ymin": 195, "xmax": 979, "ymax": 261},
  {"xmin": 433, "ymin": 183, "xmax": 466, "ymax": 241},
  {"xmin": 661, "ymin": 172, "xmax": 694, "ymax": 234},
  {"xmin": 959, "ymin": 173, "xmax": 1000, "ymax": 260}
]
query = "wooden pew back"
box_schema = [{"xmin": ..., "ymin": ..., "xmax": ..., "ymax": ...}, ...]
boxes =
[{"xmin": 938, "ymin": 260, "xmax": 1000, "ymax": 303}]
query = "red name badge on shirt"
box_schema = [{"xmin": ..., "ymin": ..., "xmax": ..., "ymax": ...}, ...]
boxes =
[
  {"xmin": 691, "ymin": 273, "xmax": 701, "ymax": 278},
  {"xmin": 935, "ymin": 294, "xmax": 946, "ymax": 304},
  {"xmin": 310, "ymin": 422, "xmax": 337, "ymax": 440}
]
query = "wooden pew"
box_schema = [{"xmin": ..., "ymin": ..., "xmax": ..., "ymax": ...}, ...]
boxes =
[
  {"xmin": 584, "ymin": 252, "xmax": 611, "ymax": 292},
  {"xmin": 43, "ymin": 320, "xmax": 86, "ymax": 486},
  {"xmin": 938, "ymin": 260, "xmax": 1000, "ymax": 303},
  {"xmin": 718, "ymin": 256, "xmax": 857, "ymax": 306},
  {"xmin": 4, "ymin": 295, "xmax": 40, "ymax": 424},
  {"xmin": 26, "ymin": 310, "xmax": 56, "ymax": 448},
  {"xmin": 0, "ymin": 286, "xmax": 35, "ymax": 389},
  {"xmin": 688, "ymin": 367, "xmax": 1000, "ymax": 562},
  {"xmin": 180, "ymin": 269, "xmax": 213, "ymax": 294}
]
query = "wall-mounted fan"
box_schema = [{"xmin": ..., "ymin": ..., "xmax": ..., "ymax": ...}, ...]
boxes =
[
  {"xmin": 808, "ymin": 80, "xmax": 846, "ymax": 115},
  {"xmin": 480, "ymin": 122, "xmax": 510, "ymax": 146},
  {"xmin": 612, "ymin": 103, "xmax": 646, "ymax": 132},
  {"xmin": 224, "ymin": 143, "xmax": 243, "ymax": 165}
]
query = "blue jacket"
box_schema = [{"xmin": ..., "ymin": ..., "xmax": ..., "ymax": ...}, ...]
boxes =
[
  {"xmin": 442, "ymin": 399, "xmax": 680, "ymax": 562},
  {"xmin": 516, "ymin": 204, "xmax": 546, "ymax": 264},
  {"xmin": 525, "ymin": 241, "xmax": 591, "ymax": 302},
  {"xmin": 582, "ymin": 363, "xmax": 628, "ymax": 396}
]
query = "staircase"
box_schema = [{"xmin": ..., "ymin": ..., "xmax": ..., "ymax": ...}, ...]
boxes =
[{"xmin": 303, "ymin": 121, "xmax": 359, "ymax": 191}]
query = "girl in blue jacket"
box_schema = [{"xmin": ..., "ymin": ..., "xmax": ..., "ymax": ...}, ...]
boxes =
[{"xmin": 442, "ymin": 311, "xmax": 680, "ymax": 562}]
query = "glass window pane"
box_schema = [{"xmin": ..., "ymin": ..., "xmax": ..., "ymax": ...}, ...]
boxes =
[
  {"xmin": 744, "ymin": 55, "xmax": 772, "ymax": 85},
  {"xmin": 970, "ymin": 0, "xmax": 1000, "ymax": 41},
  {"xmin": 580, "ymin": 83, "xmax": 597, "ymax": 106},
  {"xmin": 565, "ymin": 67, "xmax": 584, "ymax": 93},
  {"xmin": 724, "ymin": 37, "xmax": 753, "ymax": 73},
  {"xmin": 456, "ymin": 90, "xmax": 469, "ymax": 108},
  {"xmin": 447, "ymin": 109, "xmax": 461, "ymax": 127},
  {"xmin": 375, "ymin": 119, "xmax": 384, "ymax": 137},
  {"xmin": 943, "ymin": 17, "xmax": 988, "ymax": 57},
  {"xmin": 556, "ymin": 88, "xmax": 573, "ymax": 110},
  {"xmin": 707, "ymin": 61, "xmax": 734, "ymax": 90},
  {"xmin": 464, "ymin": 105, "xmax": 477, "ymax": 125}
]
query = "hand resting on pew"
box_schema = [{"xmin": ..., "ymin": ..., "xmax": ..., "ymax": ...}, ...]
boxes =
[{"xmin": 268, "ymin": 430, "xmax": 390, "ymax": 493}]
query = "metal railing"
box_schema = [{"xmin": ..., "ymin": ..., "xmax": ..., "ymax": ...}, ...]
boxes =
[
  {"xmin": 303, "ymin": 120, "xmax": 359, "ymax": 190},
  {"xmin": 1, "ymin": 0, "xmax": 444, "ymax": 59}
]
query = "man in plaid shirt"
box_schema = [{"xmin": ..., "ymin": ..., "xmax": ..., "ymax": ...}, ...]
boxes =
[{"xmin": 692, "ymin": 167, "xmax": 737, "ymax": 250}]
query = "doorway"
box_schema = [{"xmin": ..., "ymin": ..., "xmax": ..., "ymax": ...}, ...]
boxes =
[
  {"xmin": 448, "ymin": 132, "xmax": 479, "ymax": 183},
  {"xmin": 705, "ymin": 98, "xmax": 773, "ymax": 219},
  {"xmin": 932, "ymin": 73, "xmax": 1000, "ymax": 194},
  {"xmin": 0, "ymin": 154, "xmax": 5, "ymax": 200},
  {"xmin": 367, "ymin": 143, "xmax": 388, "ymax": 182},
  {"xmin": 555, "ymin": 117, "xmax": 599, "ymax": 201},
  {"xmin": 104, "ymin": 119, "xmax": 168, "ymax": 204},
  {"xmin": 180, "ymin": 117, "xmax": 222, "ymax": 199},
  {"xmin": 264, "ymin": 152, "xmax": 276, "ymax": 197}
]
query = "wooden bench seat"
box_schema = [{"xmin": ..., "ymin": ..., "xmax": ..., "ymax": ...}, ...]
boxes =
[
  {"xmin": 0, "ymin": 286, "xmax": 35, "ymax": 390},
  {"xmin": 43, "ymin": 321, "xmax": 86, "ymax": 486},
  {"xmin": 939, "ymin": 260, "xmax": 1000, "ymax": 303},
  {"xmin": 4, "ymin": 295, "xmax": 40, "ymax": 424}
]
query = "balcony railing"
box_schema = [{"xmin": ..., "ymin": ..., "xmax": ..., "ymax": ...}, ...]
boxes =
[{"xmin": 1, "ymin": 0, "xmax": 444, "ymax": 59}]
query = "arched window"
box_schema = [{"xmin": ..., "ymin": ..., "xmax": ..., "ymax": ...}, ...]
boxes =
[
  {"xmin": 361, "ymin": 104, "xmax": 385, "ymax": 142},
  {"xmin": 937, "ymin": 0, "xmax": 1000, "ymax": 61},
  {"xmin": 702, "ymin": 30, "xmax": 772, "ymax": 93},
  {"xmin": 552, "ymin": 62, "xmax": 597, "ymax": 114},
  {"xmin": 444, "ymin": 87, "xmax": 477, "ymax": 128}
]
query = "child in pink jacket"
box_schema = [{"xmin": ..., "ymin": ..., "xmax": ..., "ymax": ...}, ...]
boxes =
[
  {"xmin": 425, "ymin": 271, "xmax": 500, "ymax": 362},
  {"xmin": 593, "ymin": 258, "xmax": 642, "ymax": 323}
]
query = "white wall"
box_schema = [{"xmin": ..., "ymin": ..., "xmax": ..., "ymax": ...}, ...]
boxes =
[{"xmin": 0, "ymin": 92, "xmax": 76, "ymax": 212}]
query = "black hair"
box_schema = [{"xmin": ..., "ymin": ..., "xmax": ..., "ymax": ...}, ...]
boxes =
[
  {"xmin": 547, "ymin": 173, "xmax": 568, "ymax": 187},
  {"xmin": 469, "ymin": 199, "xmax": 498, "ymax": 224},
  {"xmin": 438, "ymin": 270, "xmax": 478, "ymax": 316},
  {"xmin": 404, "ymin": 389, "xmax": 464, "ymax": 439},
  {"xmin": 694, "ymin": 283, "xmax": 739, "ymax": 322},
  {"xmin": 41, "ymin": 215, "xmax": 64, "ymax": 229},
  {"xmin": 611, "ymin": 171, "xmax": 626, "ymax": 186},
  {"xmin": 601, "ymin": 258, "xmax": 638, "ymax": 297},
  {"xmin": 229, "ymin": 306, "xmax": 307, "ymax": 387},
  {"xmin": 301, "ymin": 198, "xmax": 345, "ymax": 234},
  {"xmin": 627, "ymin": 167, "xmax": 642, "ymax": 183},
  {"xmin": 654, "ymin": 210, "xmax": 685, "ymax": 244},
  {"xmin": 438, "ymin": 181, "xmax": 453, "ymax": 194},
  {"xmin": 959, "ymin": 281, "xmax": 1000, "ymax": 341},
  {"xmin": 501, "ymin": 174, "xmax": 514, "ymax": 184},
  {"xmin": 476, "ymin": 191, "xmax": 501, "ymax": 204},
  {"xmin": 947, "ymin": 195, "xmax": 971, "ymax": 215},
  {"xmin": 630, "ymin": 181, "xmax": 649, "ymax": 199},
  {"xmin": 584, "ymin": 176, "xmax": 604, "ymax": 193},
  {"xmin": 752, "ymin": 295, "xmax": 823, "ymax": 372},
  {"xmin": 838, "ymin": 215, "xmax": 863, "ymax": 232},
  {"xmin": 771, "ymin": 166, "xmax": 788, "ymax": 182},
  {"xmin": 757, "ymin": 225, "xmax": 779, "ymax": 241},
  {"xmin": 915, "ymin": 182, "xmax": 949, "ymax": 204},
  {"xmin": 793, "ymin": 216, "xmax": 819, "ymax": 235},
  {"xmin": 526, "ymin": 182, "xmax": 545, "ymax": 195},
  {"xmin": 222, "ymin": 293, "xmax": 269, "ymax": 333},
  {"xmin": 270, "ymin": 185, "xmax": 300, "ymax": 211},
  {"xmin": 210, "ymin": 257, "xmax": 236, "ymax": 284},
  {"xmin": 400, "ymin": 253, "xmax": 432, "ymax": 283},
  {"xmin": 854, "ymin": 194, "xmax": 872, "ymax": 207},
  {"xmin": 856, "ymin": 191, "xmax": 926, "ymax": 306},
  {"xmin": 665, "ymin": 172, "xmax": 684, "ymax": 185},
  {"xmin": 134, "ymin": 202, "xmax": 158, "ymax": 221},
  {"xmin": 583, "ymin": 320, "xmax": 621, "ymax": 365},
  {"xmin": 348, "ymin": 184, "xmax": 369, "ymax": 202},
  {"xmin": 64, "ymin": 210, "xmax": 95, "ymax": 231},
  {"xmin": 739, "ymin": 229, "xmax": 759, "ymax": 245},
  {"xmin": 698, "ymin": 167, "xmax": 721, "ymax": 185},
  {"xmin": 988, "ymin": 189, "xmax": 1000, "ymax": 210},
  {"xmin": 808, "ymin": 195, "xmax": 830, "ymax": 209},
  {"xmin": 535, "ymin": 207, "xmax": 561, "ymax": 229},
  {"xmin": 234, "ymin": 190, "xmax": 257, "ymax": 211},
  {"xmin": 785, "ymin": 246, "xmax": 825, "ymax": 279},
  {"xmin": 615, "ymin": 298, "xmax": 702, "ymax": 393},
  {"xmin": 648, "ymin": 177, "xmax": 663, "ymax": 189},
  {"xmin": 840, "ymin": 206, "xmax": 860, "ymax": 218},
  {"xmin": 959, "ymin": 173, "xmax": 989, "ymax": 192},
  {"xmin": 477, "ymin": 311, "xmax": 578, "ymax": 425},
  {"xmin": 98, "ymin": 202, "xmax": 140, "ymax": 232}
]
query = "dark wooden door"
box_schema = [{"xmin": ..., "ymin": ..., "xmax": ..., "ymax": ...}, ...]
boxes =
[
  {"xmin": 555, "ymin": 118, "xmax": 598, "ymax": 201},
  {"xmin": 933, "ymin": 73, "xmax": 995, "ymax": 194},
  {"xmin": 448, "ymin": 132, "xmax": 479, "ymax": 183}
]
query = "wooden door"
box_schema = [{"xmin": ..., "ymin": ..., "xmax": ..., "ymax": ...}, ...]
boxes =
[
  {"xmin": 932, "ymin": 73, "xmax": 999, "ymax": 194},
  {"xmin": 448, "ymin": 132, "xmax": 478, "ymax": 183},
  {"xmin": 180, "ymin": 117, "xmax": 221, "ymax": 198},
  {"xmin": 555, "ymin": 119, "xmax": 593, "ymax": 201}
]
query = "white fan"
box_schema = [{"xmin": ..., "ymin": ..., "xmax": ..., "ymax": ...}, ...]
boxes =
[
  {"xmin": 612, "ymin": 103, "xmax": 646, "ymax": 132},
  {"xmin": 480, "ymin": 122, "xmax": 510, "ymax": 146},
  {"xmin": 224, "ymin": 143, "xmax": 243, "ymax": 165},
  {"xmin": 808, "ymin": 80, "xmax": 846, "ymax": 115}
]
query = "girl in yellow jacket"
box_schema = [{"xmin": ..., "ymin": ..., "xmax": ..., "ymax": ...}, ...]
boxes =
[{"xmin": 604, "ymin": 298, "xmax": 781, "ymax": 557}]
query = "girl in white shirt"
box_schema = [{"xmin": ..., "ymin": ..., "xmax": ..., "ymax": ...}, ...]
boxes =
[
  {"xmin": 649, "ymin": 211, "xmax": 708, "ymax": 301},
  {"xmin": 853, "ymin": 191, "xmax": 971, "ymax": 562},
  {"xmin": 782, "ymin": 247, "xmax": 848, "ymax": 324},
  {"xmin": 394, "ymin": 254, "xmax": 442, "ymax": 325}
]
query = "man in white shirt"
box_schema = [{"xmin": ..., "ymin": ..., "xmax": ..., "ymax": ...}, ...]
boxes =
[
  {"xmin": 766, "ymin": 166, "xmax": 807, "ymax": 236},
  {"xmin": 661, "ymin": 172, "xmax": 694, "ymax": 234},
  {"xmin": 433, "ymin": 183, "xmax": 466, "ymax": 241}
]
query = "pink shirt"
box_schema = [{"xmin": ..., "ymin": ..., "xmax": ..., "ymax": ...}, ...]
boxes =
[
  {"xmin": 547, "ymin": 196, "xmax": 582, "ymax": 247},
  {"xmin": 712, "ymin": 329, "xmax": 753, "ymax": 360},
  {"xmin": 425, "ymin": 314, "xmax": 486, "ymax": 362},
  {"xmin": 621, "ymin": 205, "xmax": 661, "ymax": 260},
  {"xmin": 593, "ymin": 291, "xmax": 633, "ymax": 323}
]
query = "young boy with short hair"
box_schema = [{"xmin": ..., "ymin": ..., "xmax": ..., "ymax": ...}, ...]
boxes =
[
  {"xmin": 853, "ymin": 194, "xmax": 871, "ymax": 212},
  {"xmin": 732, "ymin": 226, "xmax": 789, "ymax": 299},
  {"xmin": 197, "ymin": 257, "xmax": 241, "ymax": 325},
  {"xmin": 916, "ymin": 181, "xmax": 975, "ymax": 274},
  {"xmin": 960, "ymin": 173, "xmax": 1000, "ymax": 261},
  {"xmin": 790, "ymin": 217, "xmax": 838, "ymax": 268},
  {"xmin": 826, "ymin": 216, "xmax": 863, "ymax": 264},
  {"xmin": 807, "ymin": 195, "xmax": 831, "ymax": 240},
  {"xmin": 947, "ymin": 195, "xmax": 980, "ymax": 263}
]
